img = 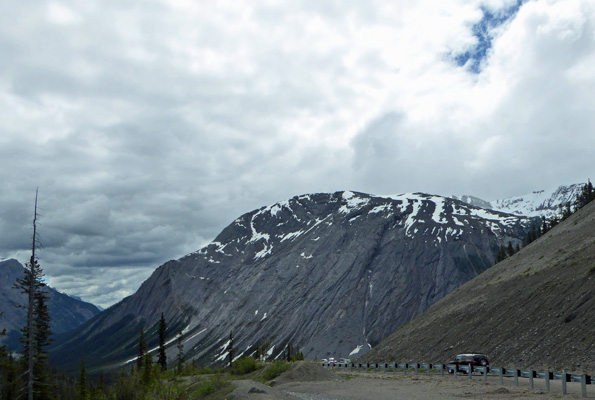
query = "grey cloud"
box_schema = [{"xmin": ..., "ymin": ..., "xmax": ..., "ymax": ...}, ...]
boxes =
[{"xmin": 2, "ymin": 0, "xmax": 595, "ymax": 308}]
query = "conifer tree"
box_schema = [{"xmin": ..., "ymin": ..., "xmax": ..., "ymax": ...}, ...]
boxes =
[
  {"xmin": 176, "ymin": 331, "xmax": 184, "ymax": 374},
  {"xmin": 507, "ymin": 241, "xmax": 514, "ymax": 257},
  {"xmin": 577, "ymin": 179, "xmax": 595, "ymax": 209},
  {"xmin": 1, "ymin": 312, "xmax": 18, "ymax": 400},
  {"xmin": 137, "ymin": 328, "xmax": 147, "ymax": 371},
  {"xmin": 157, "ymin": 313, "xmax": 167, "ymax": 371},
  {"xmin": 141, "ymin": 353, "xmax": 154, "ymax": 386},
  {"xmin": 228, "ymin": 331, "xmax": 234, "ymax": 369},
  {"xmin": 78, "ymin": 358, "xmax": 88, "ymax": 400},
  {"xmin": 13, "ymin": 189, "xmax": 53, "ymax": 400},
  {"xmin": 286, "ymin": 342, "xmax": 293, "ymax": 362}
]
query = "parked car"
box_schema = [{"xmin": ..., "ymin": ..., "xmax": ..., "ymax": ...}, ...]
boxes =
[{"xmin": 447, "ymin": 354, "xmax": 489, "ymax": 373}]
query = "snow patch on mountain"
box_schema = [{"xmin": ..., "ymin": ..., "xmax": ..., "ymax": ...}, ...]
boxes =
[
  {"xmin": 452, "ymin": 183, "xmax": 585, "ymax": 219},
  {"xmin": 339, "ymin": 191, "xmax": 370, "ymax": 214}
]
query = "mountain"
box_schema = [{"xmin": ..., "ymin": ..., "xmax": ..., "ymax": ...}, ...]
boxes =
[
  {"xmin": 50, "ymin": 191, "xmax": 536, "ymax": 372},
  {"xmin": 452, "ymin": 183, "xmax": 585, "ymax": 218},
  {"xmin": 361, "ymin": 199, "xmax": 595, "ymax": 372},
  {"xmin": 0, "ymin": 259, "xmax": 102, "ymax": 351}
]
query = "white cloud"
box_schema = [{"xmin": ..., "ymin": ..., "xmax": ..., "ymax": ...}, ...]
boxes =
[{"xmin": 1, "ymin": 0, "xmax": 594, "ymax": 307}]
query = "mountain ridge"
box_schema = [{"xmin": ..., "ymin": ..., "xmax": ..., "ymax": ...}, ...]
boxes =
[
  {"xmin": 0, "ymin": 259, "xmax": 102, "ymax": 351},
  {"xmin": 50, "ymin": 190, "xmax": 537, "ymax": 372},
  {"xmin": 452, "ymin": 183, "xmax": 585, "ymax": 218}
]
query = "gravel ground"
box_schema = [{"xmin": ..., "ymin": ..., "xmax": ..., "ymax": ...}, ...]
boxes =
[{"xmin": 231, "ymin": 370, "xmax": 594, "ymax": 399}]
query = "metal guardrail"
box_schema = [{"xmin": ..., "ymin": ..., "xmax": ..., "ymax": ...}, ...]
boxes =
[{"xmin": 321, "ymin": 362, "xmax": 593, "ymax": 397}]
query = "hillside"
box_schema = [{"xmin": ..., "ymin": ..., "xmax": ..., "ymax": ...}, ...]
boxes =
[
  {"xmin": 49, "ymin": 191, "xmax": 535, "ymax": 372},
  {"xmin": 362, "ymin": 200, "xmax": 595, "ymax": 373},
  {"xmin": 0, "ymin": 259, "xmax": 102, "ymax": 351}
]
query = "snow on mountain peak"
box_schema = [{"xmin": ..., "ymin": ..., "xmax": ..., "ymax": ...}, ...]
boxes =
[{"xmin": 453, "ymin": 183, "xmax": 585, "ymax": 219}]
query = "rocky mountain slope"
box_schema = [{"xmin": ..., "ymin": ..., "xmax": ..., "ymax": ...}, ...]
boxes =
[
  {"xmin": 50, "ymin": 191, "xmax": 536, "ymax": 372},
  {"xmin": 0, "ymin": 259, "xmax": 102, "ymax": 351},
  {"xmin": 453, "ymin": 183, "xmax": 585, "ymax": 218},
  {"xmin": 361, "ymin": 199, "xmax": 595, "ymax": 373}
]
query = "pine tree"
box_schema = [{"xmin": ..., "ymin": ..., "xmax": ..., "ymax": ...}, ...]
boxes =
[
  {"xmin": 227, "ymin": 331, "xmax": 234, "ymax": 369},
  {"xmin": 0, "ymin": 342, "xmax": 18, "ymax": 400},
  {"xmin": 1, "ymin": 312, "xmax": 17, "ymax": 400},
  {"xmin": 157, "ymin": 313, "xmax": 167, "ymax": 371},
  {"xmin": 137, "ymin": 328, "xmax": 147, "ymax": 371},
  {"xmin": 577, "ymin": 179, "xmax": 595, "ymax": 209},
  {"xmin": 495, "ymin": 244, "xmax": 506, "ymax": 263},
  {"xmin": 13, "ymin": 190, "xmax": 53, "ymax": 400},
  {"xmin": 507, "ymin": 241, "xmax": 514, "ymax": 257},
  {"xmin": 141, "ymin": 353, "xmax": 154, "ymax": 386},
  {"xmin": 176, "ymin": 331, "xmax": 184, "ymax": 375},
  {"xmin": 78, "ymin": 358, "xmax": 88, "ymax": 400},
  {"xmin": 286, "ymin": 342, "xmax": 292, "ymax": 362}
]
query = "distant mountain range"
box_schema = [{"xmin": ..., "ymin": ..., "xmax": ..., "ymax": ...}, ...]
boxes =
[
  {"xmin": 452, "ymin": 183, "xmax": 585, "ymax": 218},
  {"xmin": 0, "ymin": 259, "xmax": 102, "ymax": 351},
  {"xmin": 50, "ymin": 190, "xmax": 540, "ymax": 372}
]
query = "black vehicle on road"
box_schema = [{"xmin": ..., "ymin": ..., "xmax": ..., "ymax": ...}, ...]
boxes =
[{"xmin": 447, "ymin": 353, "xmax": 489, "ymax": 373}]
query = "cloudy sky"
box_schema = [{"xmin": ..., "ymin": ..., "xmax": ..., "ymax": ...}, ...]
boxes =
[{"xmin": 1, "ymin": 0, "xmax": 594, "ymax": 308}]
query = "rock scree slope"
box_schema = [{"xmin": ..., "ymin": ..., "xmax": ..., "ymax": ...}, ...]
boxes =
[{"xmin": 362, "ymin": 200, "xmax": 595, "ymax": 373}]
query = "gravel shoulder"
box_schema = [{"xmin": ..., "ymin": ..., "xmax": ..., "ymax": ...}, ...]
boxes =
[
  {"xmin": 231, "ymin": 366, "xmax": 593, "ymax": 399},
  {"xmin": 274, "ymin": 371, "xmax": 592, "ymax": 399}
]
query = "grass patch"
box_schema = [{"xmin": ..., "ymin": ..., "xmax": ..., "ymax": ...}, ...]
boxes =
[
  {"xmin": 188, "ymin": 375, "xmax": 232, "ymax": 399},
  {"xmin": 261, "ymin": 360, "xmax": 291, "ymax": 381},
  {"xmin": 588, "ymin": 264, "xmax": 595, "ymax": 273},
  {"xmin": 231, "ymin": 356, "xmax": 262, "ymax": 375}
]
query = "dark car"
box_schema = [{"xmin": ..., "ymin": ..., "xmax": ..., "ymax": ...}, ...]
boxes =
[{"xmin": 447, "ymin": 354, "xmax": 489, "ymax": 373}]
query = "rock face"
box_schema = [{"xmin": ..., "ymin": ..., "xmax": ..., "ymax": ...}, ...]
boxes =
[
  {"xmin": 50, "ymin": 191, "xmax": 536, "ymax": 371},
  {"xmin": 0, "ymin": 259, "xmax": 102, "ymax": 351},
  {"xmin": 361, "ymin": 199, "xmax": 595, "ymax": 373}
]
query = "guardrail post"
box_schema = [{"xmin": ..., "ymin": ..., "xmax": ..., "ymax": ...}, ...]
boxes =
[
  {"xmin": 545, "ymin": 371, "xmax": 550, "ymax": 392},
  {"xmin": 581, "ymin": 375, "xmax": 587, "ymax": 398},
  {"xmin": 454, "ymin": 366, "xmax": 458, "ymax": 379},
  {"xmin": 484, "ymin": 367, "xmax": 488, "ymax": 382},
  {"xmin": 469, "ymin": 365, "xmax": 473, "ymax": 380},
  {"xmin": 513, "ymin": 369, "xmax": 519, "ymax": 387},
  {"xmin": 499, "ymin": 368, "xmax": 504, "ymax": 384},
  {"xmin": 529, "ymin": 370, "xmax": 534, "ymax": 389},
  {"xmin": 562, "ymin": 372, "xmax": 568, "ymax": 395},
  {"xmin": 394, "ymin": 362, "xmax": 397, "ymax": 374},
  {"xmin": 404, "ymin": 363, "xmax": 407, "ymax": 376},
  {"xmin": 440, "ymin": 364, "xmax": 445, "ymax": 377},
  {"xmin": 415, "ymin": 363, "xmax": 419, "ymax": 375},
  {"xmin": 427, "ymin": 364, "xmax": 431, "ymax": 376}
]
